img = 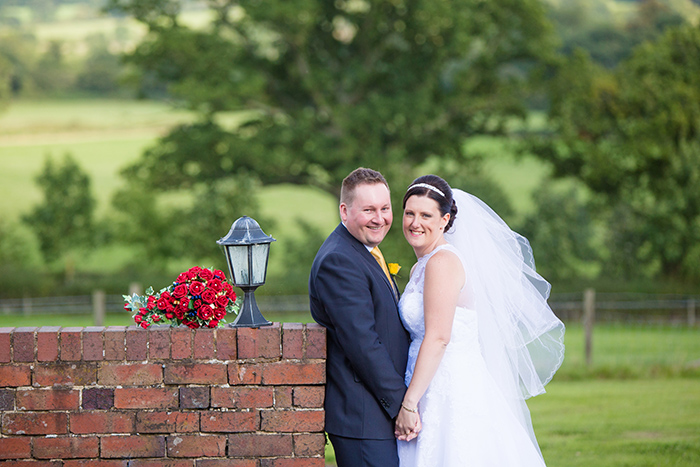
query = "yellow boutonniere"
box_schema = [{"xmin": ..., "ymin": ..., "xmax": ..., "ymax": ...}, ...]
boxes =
[{"xmin": 387, "ymin": 263, "xmax": 401, "ymax": 277}]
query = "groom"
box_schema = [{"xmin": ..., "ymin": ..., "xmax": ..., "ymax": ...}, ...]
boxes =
[{"xmin": 309, "ymin": 168, "xmax": 412, "ymax": 467}]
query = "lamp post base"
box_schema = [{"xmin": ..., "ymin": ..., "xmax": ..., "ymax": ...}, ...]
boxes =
[{"xmin": 228, "ymin": 288, "xmax": 272, "ymax": 328}]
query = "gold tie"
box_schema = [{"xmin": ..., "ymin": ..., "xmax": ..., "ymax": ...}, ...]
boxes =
[{"xmin": 371, "ymin": 246, "xmax": 393, "ymax": 285}]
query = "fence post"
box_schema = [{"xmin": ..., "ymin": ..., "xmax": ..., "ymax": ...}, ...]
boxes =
[
  {"xmin": 22, "ymin": 295, "xmax": 32, "ymax": 317},
  {"xmin": 583, "ymin": 288, "xmax": 595, "ymax": 367},
  {"xmin": 689, "ymin": 299, "xmax": 696, "ymax": 327},
  {"xmin": 93, "ymin": 290, "xmax": 106, "ymax": 326},
  {"xmin": 129, "ymin": 282, "xmax": 142, "ymax": 297}
]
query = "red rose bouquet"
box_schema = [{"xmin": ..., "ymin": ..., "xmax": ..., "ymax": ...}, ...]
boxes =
[{"xmin": 123, "ymin": 266, "xmax": 239, "ymax": 329}]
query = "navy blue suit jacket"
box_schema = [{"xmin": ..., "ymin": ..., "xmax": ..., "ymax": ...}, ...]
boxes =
[{"xmin": 309, "ymin": 224, "xmax": 410, "ymax": 440}]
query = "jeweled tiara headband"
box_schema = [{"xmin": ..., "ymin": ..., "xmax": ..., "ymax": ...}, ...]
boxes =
[{"xmin": 407, "ymin": 183, "xmax": 445, "ymax": 198}]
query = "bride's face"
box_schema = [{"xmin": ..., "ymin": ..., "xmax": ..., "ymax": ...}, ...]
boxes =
[{"xmin": 403, "ymin": 195, "xmax": 450, "ymax": 255}]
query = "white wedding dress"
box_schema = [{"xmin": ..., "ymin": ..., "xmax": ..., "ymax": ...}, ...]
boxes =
[{"xmin": 397, "ymin": 244, "xmax": 547, "ymax": 467}]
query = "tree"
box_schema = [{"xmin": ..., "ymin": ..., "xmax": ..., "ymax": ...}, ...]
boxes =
[
  {"xmin": 106, "ymin": 0, "xmax": 557, "ymax": 198},
  {"xmin": 23, "ymin": 154, "xmax": 96, "ymax": 262},
  {"xmin": 532, "ymin": 23, "xmax": 700, "ymax": 279}
]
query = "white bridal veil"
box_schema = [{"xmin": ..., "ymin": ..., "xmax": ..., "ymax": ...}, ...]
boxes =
[{"xmin": 445, "ymin": 189, "xmax": 566, "ymax": 450}]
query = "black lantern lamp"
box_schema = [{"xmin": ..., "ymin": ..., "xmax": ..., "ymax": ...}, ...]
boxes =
[{"xmin": 217, "ymin": 216, "xmax": 276, "ymax": 328}]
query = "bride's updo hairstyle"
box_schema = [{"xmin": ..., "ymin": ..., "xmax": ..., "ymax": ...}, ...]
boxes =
[{"xmin": 403, "ymin": 175, "xmax": 458, "ymax": 232}]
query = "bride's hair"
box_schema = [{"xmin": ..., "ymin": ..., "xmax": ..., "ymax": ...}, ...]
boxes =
[{"xmin": 403, "ymin": 175, "xmax": 458, "ymax": 232}]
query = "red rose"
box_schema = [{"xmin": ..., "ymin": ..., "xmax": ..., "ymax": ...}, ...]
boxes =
[
  {"xmin": 189, "ymin": 281, "xmax": 204, "ymax": 295},
  {"xmin": 214, "ymin": 269, "xmax": 226, "ymax": 280},
  {"xmin": 208, "ymin": 279, "xmax": 223, "ymax": 293},
  {"xmin": 165, "ymin": 312, "xmax": 174, "ymax": 319},
  {"xmin": 172, "ymin": 284, "xmax": 188, "ymax": 299},
  {"xmin": 152, "ymin": 315, "xmax": 161, "ymax": 322},
  {"xmin": 175, "ymin": 309, "xmax": 185, "ymax": 319},
  {"xmin": 214, "ymin": 307, "xmax": 226, "ymax": 319},
  {"xmin": 157, "ymin": 297, "xmax": 168, "ymax": 310},
  {"xmin": 134, "ymin": 315, "xmax": 142, "ymax": 323},
  {"xmin": 208, "ymin": 319, "xmax": 219, "ymax": 328},
  {"xmin": 123, "ymin": 303, "xmax": 130, "ymax": 311},
  {"xmin": 216, "ymin": 295, "xmax": 229, "ymax": 307},
  {"xmin": 199, "ymin": 268, "xmax": 214, "ymax": 281},
  {"xmin": 140, "ymin": 321, "xmax": 150, "ymax": 328},
  {"xmin": 187, "ymin": 321, "xmax": 200, "ymax": 329},
  {"xmin": 161, "ymin": 290, "xmax": 171, "ymax": 301},
  {"xmin": 194, "ymin": 299, "xmax": 203, "ymax": 310},
  {"xmin": 198, "ymin": 306, "xmax": 214, "ymax": 320},
  {"xmin": 201, "ymin": 289, "xmax": 216, "ymax": 304},
  {"xmin": 189, "ymin": 266, "xmax": 202, "ymax": 276},
  {"xmin": 139, "ymin": 307, "xmax": 148, "ymax": 315},
  {"xmin": 147, "ymin": 301, "xmax": 155, "ymax": 310},
  {"xmin": 177, "ymin": 272, "xmax": 190, "ymax": 283},
  {"xmin": 223, "ymin": 282, "xmax": 234, "ymax": 294},
  {"xmin": 166, "ymin": 303, "xmax": 175, "ymax": 312}
]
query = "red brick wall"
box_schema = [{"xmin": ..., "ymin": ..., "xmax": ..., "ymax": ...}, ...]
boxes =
[{"xmin": 0, "ymin": 323, "xmax": 327, "ymax": 466}]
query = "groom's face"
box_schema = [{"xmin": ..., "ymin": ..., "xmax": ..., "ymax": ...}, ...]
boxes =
[{"xmin": 340, "ymin": 182, "xmax": 393, "ymax": 247}]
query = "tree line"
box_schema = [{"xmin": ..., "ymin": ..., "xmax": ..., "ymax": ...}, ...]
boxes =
[{"xmin": 1, "ymin": 0, "xmax": 698, "ymax": 298}]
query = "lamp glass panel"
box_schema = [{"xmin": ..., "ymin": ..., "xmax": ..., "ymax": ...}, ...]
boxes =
[
  {"xmin": 251, "ymin": 243, "xmax": 270, "ymax": 284},
  {"xmin": 227, "ymin": 245, "xmax": 250, "ymax": 285}
]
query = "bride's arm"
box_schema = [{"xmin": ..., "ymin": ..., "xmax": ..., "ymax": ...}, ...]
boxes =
[{"xmin": 395, "ymin": 250, "xmax": 465, "ymax": 439}]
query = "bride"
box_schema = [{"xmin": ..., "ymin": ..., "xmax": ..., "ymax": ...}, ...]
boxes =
[{"xmin": 394, "ymin": 175, "xmax": 565, "ymax": 466}]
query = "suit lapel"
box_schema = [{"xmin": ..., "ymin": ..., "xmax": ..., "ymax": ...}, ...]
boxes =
[{"xmin": 336, "ymin": 225, "xmax": 399, "ymax": 304}]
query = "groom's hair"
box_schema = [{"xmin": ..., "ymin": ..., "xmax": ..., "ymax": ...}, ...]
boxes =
[{"xmin": 340, "ymin": 168, "xmax": 389, "ymax": 206}]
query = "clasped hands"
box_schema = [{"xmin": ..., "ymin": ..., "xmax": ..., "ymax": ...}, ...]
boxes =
[{"xmin": 394, "ymin": 405, "xmax": 422, "ymax": 441}]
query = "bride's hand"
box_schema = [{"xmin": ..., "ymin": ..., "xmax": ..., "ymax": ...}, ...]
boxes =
[{"xmin": 395, "ymin": 407, "xmax": 421, "ymax": 441}]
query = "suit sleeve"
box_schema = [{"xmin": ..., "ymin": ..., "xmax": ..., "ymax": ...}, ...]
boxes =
[{"xmin": 312, "ymin": 250, "xmax": 406, "ymax": 418}]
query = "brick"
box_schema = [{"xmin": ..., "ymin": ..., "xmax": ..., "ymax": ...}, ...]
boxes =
[
  {"xmin": 63, "ymin": 461, "xmax": 128, "ymax": 467},
  {"xmin": 180, "ymin": 386, "xmax": 209, "ymax": 409},
  {"xmin": 82, "ymin": 387, "xmax": 114, "ymax": 410},
  {"xmin": 171, "ymin": 327, "xmax": 193, "ymax": 359},
  {"xmin": 260, "ymin": 459, "xmax": 325, "ymax": 467},
  {"xmin": 274, "ymin": 386, "xmax": 294, "ymax": 408},
  {"xmin": 211, "ymin": 386, "xmax": 273, "ymax": 409},
  {"xmin": 0, "ymin": 388, "xmax": 14, "ymax": 410},
  {"xmin": 60, "ymin": 327, "xmax": 83, "ymax": 361},
  {"xmin": 193, "ymin": 328, "xmax": 215, "ymax": 359},
  {"xmin": 2, "ymin": 412, "xmax": 68, "ymax": 435},
  {"xmin": 166, "ymin": 434, "xmax": 226, "ymax": 457},
  {"xmin": 216, "ymin": 327, "xmax": 237, "ymax": 360},
  {"xmin": 37, "ymin": 326, "xmax": 61, "ymax": 361},
  {"xmin": 98, "ymin": 363, "xmax": 162, "ymax": 386},
  {"xmin": 114, "ymin": 387, "xmax": 178, "ymax": 409},
  {"xmin": 16, "ymin": 388, "xmax": 79, "ymax": 410},
  {"xmin": 0, "ymin": 364, "xmax": 31, "ymax": 387},
  {"xmin": 228, "ymin": 362, "xmax": 263, "ymax": 385},
  {"xmin": 126, "ymin": 326, "xmax": 148, "ymax": 360},
  {"xmin": 0, "ymin": 461, "xmax": 61, "ymax": 467},
  {"xmin": 104, "ymin": 326, "xmax": 126, "ymax": 360},
  {"xmin": 34, "ymin": 436, "xmax": 99, "ymax": 459},
  {"xmin": 82, "ymin": 327, "xmax": 104, "ymax": 361},
  {"xmin": 123, "ymin": 461, "xmax": 191, "ymax": 467},
  {"xmin": 305, "ymin": 323, "xmax": 326, "ymax": 359},
  {"xmin": 70, "ymin": 411, "xmax": 135, "ymax": 434},
  {"xmin": 0, "ymin": 328, "xmax": 11, "ymax": 362},
  {"xmin": 136, "ymin": 411, "xmax": 199, "ymax": 433},
  {"xmin": 293, "ymin": 386, "xmax": 325, "ymax": 408},
  {"xmin": 260, "ymin": 410, "xmax": 324, "ymax": 433},
  {"xmin": 282, "ymin": 323, "xmax": 304, "ymax": 359},
  {"xmin": 293, "ymin": 433, "xmax": 326, "ymax": 457},
  {"xmin": 200, "ymin": 411, "xmax": 258, "ymax": 433},
  {"xmin": 12, "ymin": 327, "xmax": 37, "ymax": 362},
  {"xmin": 262, "ymin": 361, "xmax": 325, "ymax": 385},
  {"xmin": 148, "ymin": 326, "xmax": 170, "ymax": 359},
  {"xmin": 0, "ymin": 437, "xmax": 31, "ymax": 459},
  {"xmin": 164, "ymin": 363, "xmax": 227, "ymax": 385},
  {"xmin": 197, "ymin": 460, "xmax": 257, "ymax": 467},
  {"xmin": 227, "ymin": 433, "xmax": 293, "ymax": 457},
  {"xmin": 34, "ymin": 363, "xmax": 96, "ymax": 387},
  {"xmin": 101, "ymin": 435, "xmax": 166, "ymax": 458},
  {"xmin": 237, "ymin": 324, "xmax": 281, "ymax": 359}
]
